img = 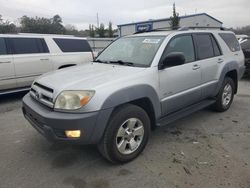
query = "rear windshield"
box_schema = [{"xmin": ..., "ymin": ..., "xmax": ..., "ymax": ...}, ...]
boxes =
[
  {"xmin": 219, "ymin": 33, "xmax": 241, "ymax": 52},
  {"xmin": 53, "ymin": 38, "xmax": 92, "ymax": 53}
]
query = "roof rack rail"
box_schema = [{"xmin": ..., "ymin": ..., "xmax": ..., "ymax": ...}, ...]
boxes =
[
  {"xmin": 133, "ymin": 26, "xmax": 228, "ymax": 35},
  {"xmin": 134, "ymin": 27, "xmax": 173, "ymax": 34}
]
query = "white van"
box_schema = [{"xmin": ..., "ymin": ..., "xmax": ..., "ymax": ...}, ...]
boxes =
[{"xmin": 0, "ymin": 34, "xmax": 94, "ymax": 95}]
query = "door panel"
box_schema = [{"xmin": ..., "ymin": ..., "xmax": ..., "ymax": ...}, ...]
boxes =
[
  {"xmin": 9, "ymin": 37, "xmax": 53, "ymax": 87},
  {"xmin": 193, "ymin": 33, "xmax": 223, "ymax": 99},
  {"xmin": 0, "ymin": 55, "xmax": 16, "ymax": 90},
  {"xmin": 199, "ymin": 57, "xmax": 222, "ymax": 98},
  {"xmin": 159, "ymin": 62, "xmax": 202, "ymax": 115},
  {"xmin": 13, "ymin": 54, "xmax": 52, "ymax": 87},
  {"xmin": 159, "ymin": 34, "xmax": 202, "ymax": 116},
  {"xmin": 0, "ymin": 38, "xmax": 16, "ymax": 90}
]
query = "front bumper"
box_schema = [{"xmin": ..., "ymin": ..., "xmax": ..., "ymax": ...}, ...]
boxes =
[{"xmin": 22, "ymin": 94, "xmax": 113, "ymax": 144}]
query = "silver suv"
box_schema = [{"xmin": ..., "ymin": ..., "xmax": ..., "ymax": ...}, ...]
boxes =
[{"xmin": 22, "ymin": 29, "xmax": 245, "ymax": 163}]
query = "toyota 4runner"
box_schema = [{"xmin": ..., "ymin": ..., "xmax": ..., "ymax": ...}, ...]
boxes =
[{"xmin": 22, "ymin": 29, "xmax": 245, "ymax": 163}]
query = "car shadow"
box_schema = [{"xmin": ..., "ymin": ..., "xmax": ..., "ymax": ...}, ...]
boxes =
[
  {"xmin": 241, "ymin": 74, "xmax": 250, "ymax": 80},
  {"xmin": 0, "ymin": 91, "xmax": 28, "ymax": 104}
]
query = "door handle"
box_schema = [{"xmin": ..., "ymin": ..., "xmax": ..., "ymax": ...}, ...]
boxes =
[
  {"xmin": 234, "ymin": 53, "xmax": 239, "ymax": 56},
  {"xmin": 40, "ymin": 58, "xmax": 49, "ymax": 61},
  {"xmin": 0, "ymin": 61, "xmax": 11, "ymax": 64},
  {"xmin": 192, "ymin": 64, "xmax": 200, "ymax": 70},
  {"xmin": 217, "ymin": 58, "xmax": 224, "ymax": 64}
]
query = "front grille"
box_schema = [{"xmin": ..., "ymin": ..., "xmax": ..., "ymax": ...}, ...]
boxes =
[
  {"xmin": 30, "ymin": 82, "xmax": 54, "ymax": 108},
  {"xmin": 34, "ymin": 82, "xmax": 54, "ymax": 93}
]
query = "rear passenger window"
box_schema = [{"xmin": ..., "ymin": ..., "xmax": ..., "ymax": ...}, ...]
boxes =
[
  {"xmin": 195, "ymin": 34, "xmax": 214, "ymax": 60},
  {"xmin": 10, "ymin": 38, "xmax": 49, "ymax": 54},
  {"xmin": 164, "ymin": 35, "xmax": 195, "ymax": 63},
  {"xmin": 211, "ymin": 36, "xmax": 222, "ymax": 56},
  {"xmin": 219, "ymin": 33, "xmax": 241, "ymax": 52},
  {"xmin": 0, "ymin": 38, "xmax": 7, "ymax": 55},
  {"xmin": 53, "ymin": 38, "xmax": 92, "ymax": 53}
]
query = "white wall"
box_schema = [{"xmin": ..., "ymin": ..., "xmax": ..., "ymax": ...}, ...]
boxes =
[
  {"xmin": 120, "ymin": 25, "xmax": 136, "ymax": 36},
  {"xmin": 180, "ymin": 15, "xmax": 222, "ymax": 28},
  {"xmin": 119, "ymin": 14, "xmax": 223, "ymax": 36},
  {"xmin": 87, "ymin": 38, "xmax": 115, "ymax": 52}
]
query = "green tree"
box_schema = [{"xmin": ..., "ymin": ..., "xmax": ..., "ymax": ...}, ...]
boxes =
[
  {"xmin": 89, "ymin": 24, "xmax": 95, "ymax": 37},
  {"xmin": 0, "ymin": 15, "xmax": 17, "ymax": 34},
  {"xmin": 20, "ymin": 15, "xmax": 65, "ymax": 34},
  {"xmin": 96, "ymin": 23, "xmax": 105, "ymax": 37},
  {"xmin": 233, "ymin": 25, "xmax": 250, "ymax": 36},
  {"xmin": 107, "ymin": 21, "xmax": 114, "ymax": 37},
  {"xmin": 169, "ymin": 3, "xmax": 180, "ymax": 30},
  {"xmin": 51, "ymin": 15, "xmax": 65, "ymax": 34}
]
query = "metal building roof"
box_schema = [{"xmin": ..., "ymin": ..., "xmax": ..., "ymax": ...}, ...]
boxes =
[{"xmin": 117, "ymin": 13, "xmax": 223, "ymax": 27}]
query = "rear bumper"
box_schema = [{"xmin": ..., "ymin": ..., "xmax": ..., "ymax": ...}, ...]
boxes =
[{"xmin": 22, "ymin": 94, "xmax": 113, "ymax": 144}]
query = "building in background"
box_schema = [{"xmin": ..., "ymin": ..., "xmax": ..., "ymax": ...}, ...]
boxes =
[{"xmin": 117, "ymin": 13, "xmax": 223, "ymax": 36}]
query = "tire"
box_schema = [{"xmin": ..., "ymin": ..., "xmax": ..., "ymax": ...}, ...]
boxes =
[
  {"xmin": 98, "ymin": 104, "xmax": 151, "ymax": 164},
  {"xmin": 213, "ymin": 77, "xmax": 235, "ymax": 112}
]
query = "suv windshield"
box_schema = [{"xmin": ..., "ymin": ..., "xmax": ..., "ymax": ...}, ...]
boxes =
[{"xmin": 95, "ymin": 36, "xmax": 165, "ymax": 67}]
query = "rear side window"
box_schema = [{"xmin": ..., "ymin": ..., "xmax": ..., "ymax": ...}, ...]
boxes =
[
  {"xmin": 195, "ymin": 34, "xmax": 214, "ymax": 60},
  {"xmin": 164, "ymin": 35, "xmax": 195, "ymax": 63},
  {"xmin": 211, "ymin": 36, "xmax": 222, "ymax": 56},
  {"xmin": 53, "ymin": 38, "xmax": 92, "ymax": 53},
  {"xmin": 10, "ymin": 38, "xmax": 49, "ymax": 54},
  {"xmin": 219, "ymin": 33, "xmax": 241, "ymax": 52},
  {"xmin": 0, "ymin": 38, "xmax": 7, "ymax": 55}
]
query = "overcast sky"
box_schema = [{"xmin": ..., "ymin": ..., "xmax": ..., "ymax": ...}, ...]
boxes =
[{"xmin": 0, "ymin": 0, "xmax": 249, "ymax": 30}]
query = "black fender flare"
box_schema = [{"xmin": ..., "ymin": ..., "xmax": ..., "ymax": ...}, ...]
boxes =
[
  {"xmin": 215, "ymin": 61, "xmax": 239, "ymax": 95},
  {"xmin": 101, "ymin": 84, "xmax": 161, "ymax": 119}
]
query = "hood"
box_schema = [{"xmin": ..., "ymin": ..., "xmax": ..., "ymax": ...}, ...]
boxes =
[{"xmin": 36, "ymin": 62, "xmax": 146, "ymax": 94}]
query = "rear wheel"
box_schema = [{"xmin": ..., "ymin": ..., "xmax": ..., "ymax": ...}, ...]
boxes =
[
  {"xmin": 213, "ymin": 77, "xmax": 235, "ymax": 112},
  {"xmin": 98, "ymin": 104, "xmax": 150, "ymax": 163}
]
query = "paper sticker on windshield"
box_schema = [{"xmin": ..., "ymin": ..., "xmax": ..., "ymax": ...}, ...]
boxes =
[{"xmin": 142, "ymin": 39, "xmax": 161, "ymax": 44}]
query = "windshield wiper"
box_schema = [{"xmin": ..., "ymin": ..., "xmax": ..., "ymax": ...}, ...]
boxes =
[
  {"xmin": 109, "ymin": 60, "xmax": 135, "ymax": 66},
  {"xmin": 93, "ymin": 59, "xmax": 108, "ymax": 64},
  {"xmin": 94, "ymin": 59, "xmax": 146, "ymax": 67}
]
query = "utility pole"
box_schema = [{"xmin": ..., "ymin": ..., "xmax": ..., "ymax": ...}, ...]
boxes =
[{"xmin": 97, "ymin": 13, "xmax": 99, "ymax": 28}]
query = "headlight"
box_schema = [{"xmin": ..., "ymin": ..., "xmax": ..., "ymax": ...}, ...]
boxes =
[{"xmin": 54, "ymin": 90, "xmax": 95, "ymax": 110}]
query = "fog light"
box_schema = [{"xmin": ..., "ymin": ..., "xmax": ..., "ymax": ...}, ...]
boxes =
[{"xmin": 65, "ymin": 130, "xmax": 81, "ymax": 138}]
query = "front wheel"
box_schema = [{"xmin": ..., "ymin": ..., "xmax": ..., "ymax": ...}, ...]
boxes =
[
  {"xmin": 98, "ymin": 104, "xmax": 150, "ymax": 163},
  {"xmin": 213, "ymin": 77, "xmax": 235, "ymax": 112}
]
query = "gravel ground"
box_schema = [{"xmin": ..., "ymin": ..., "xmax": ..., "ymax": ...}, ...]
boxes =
[{"xmin": 0, "ymin": 79, "xmax": 249, "ymax": 188}]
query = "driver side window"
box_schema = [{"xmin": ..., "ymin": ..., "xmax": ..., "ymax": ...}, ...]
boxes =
[{"xmin": 163, "ymin": 35, "xmax": 195, "ymax": 64}]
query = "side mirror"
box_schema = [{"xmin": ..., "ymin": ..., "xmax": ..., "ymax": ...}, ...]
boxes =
[{"xmin": 159, "ymin": 52, "xmax": 185, "ymax": 70}]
